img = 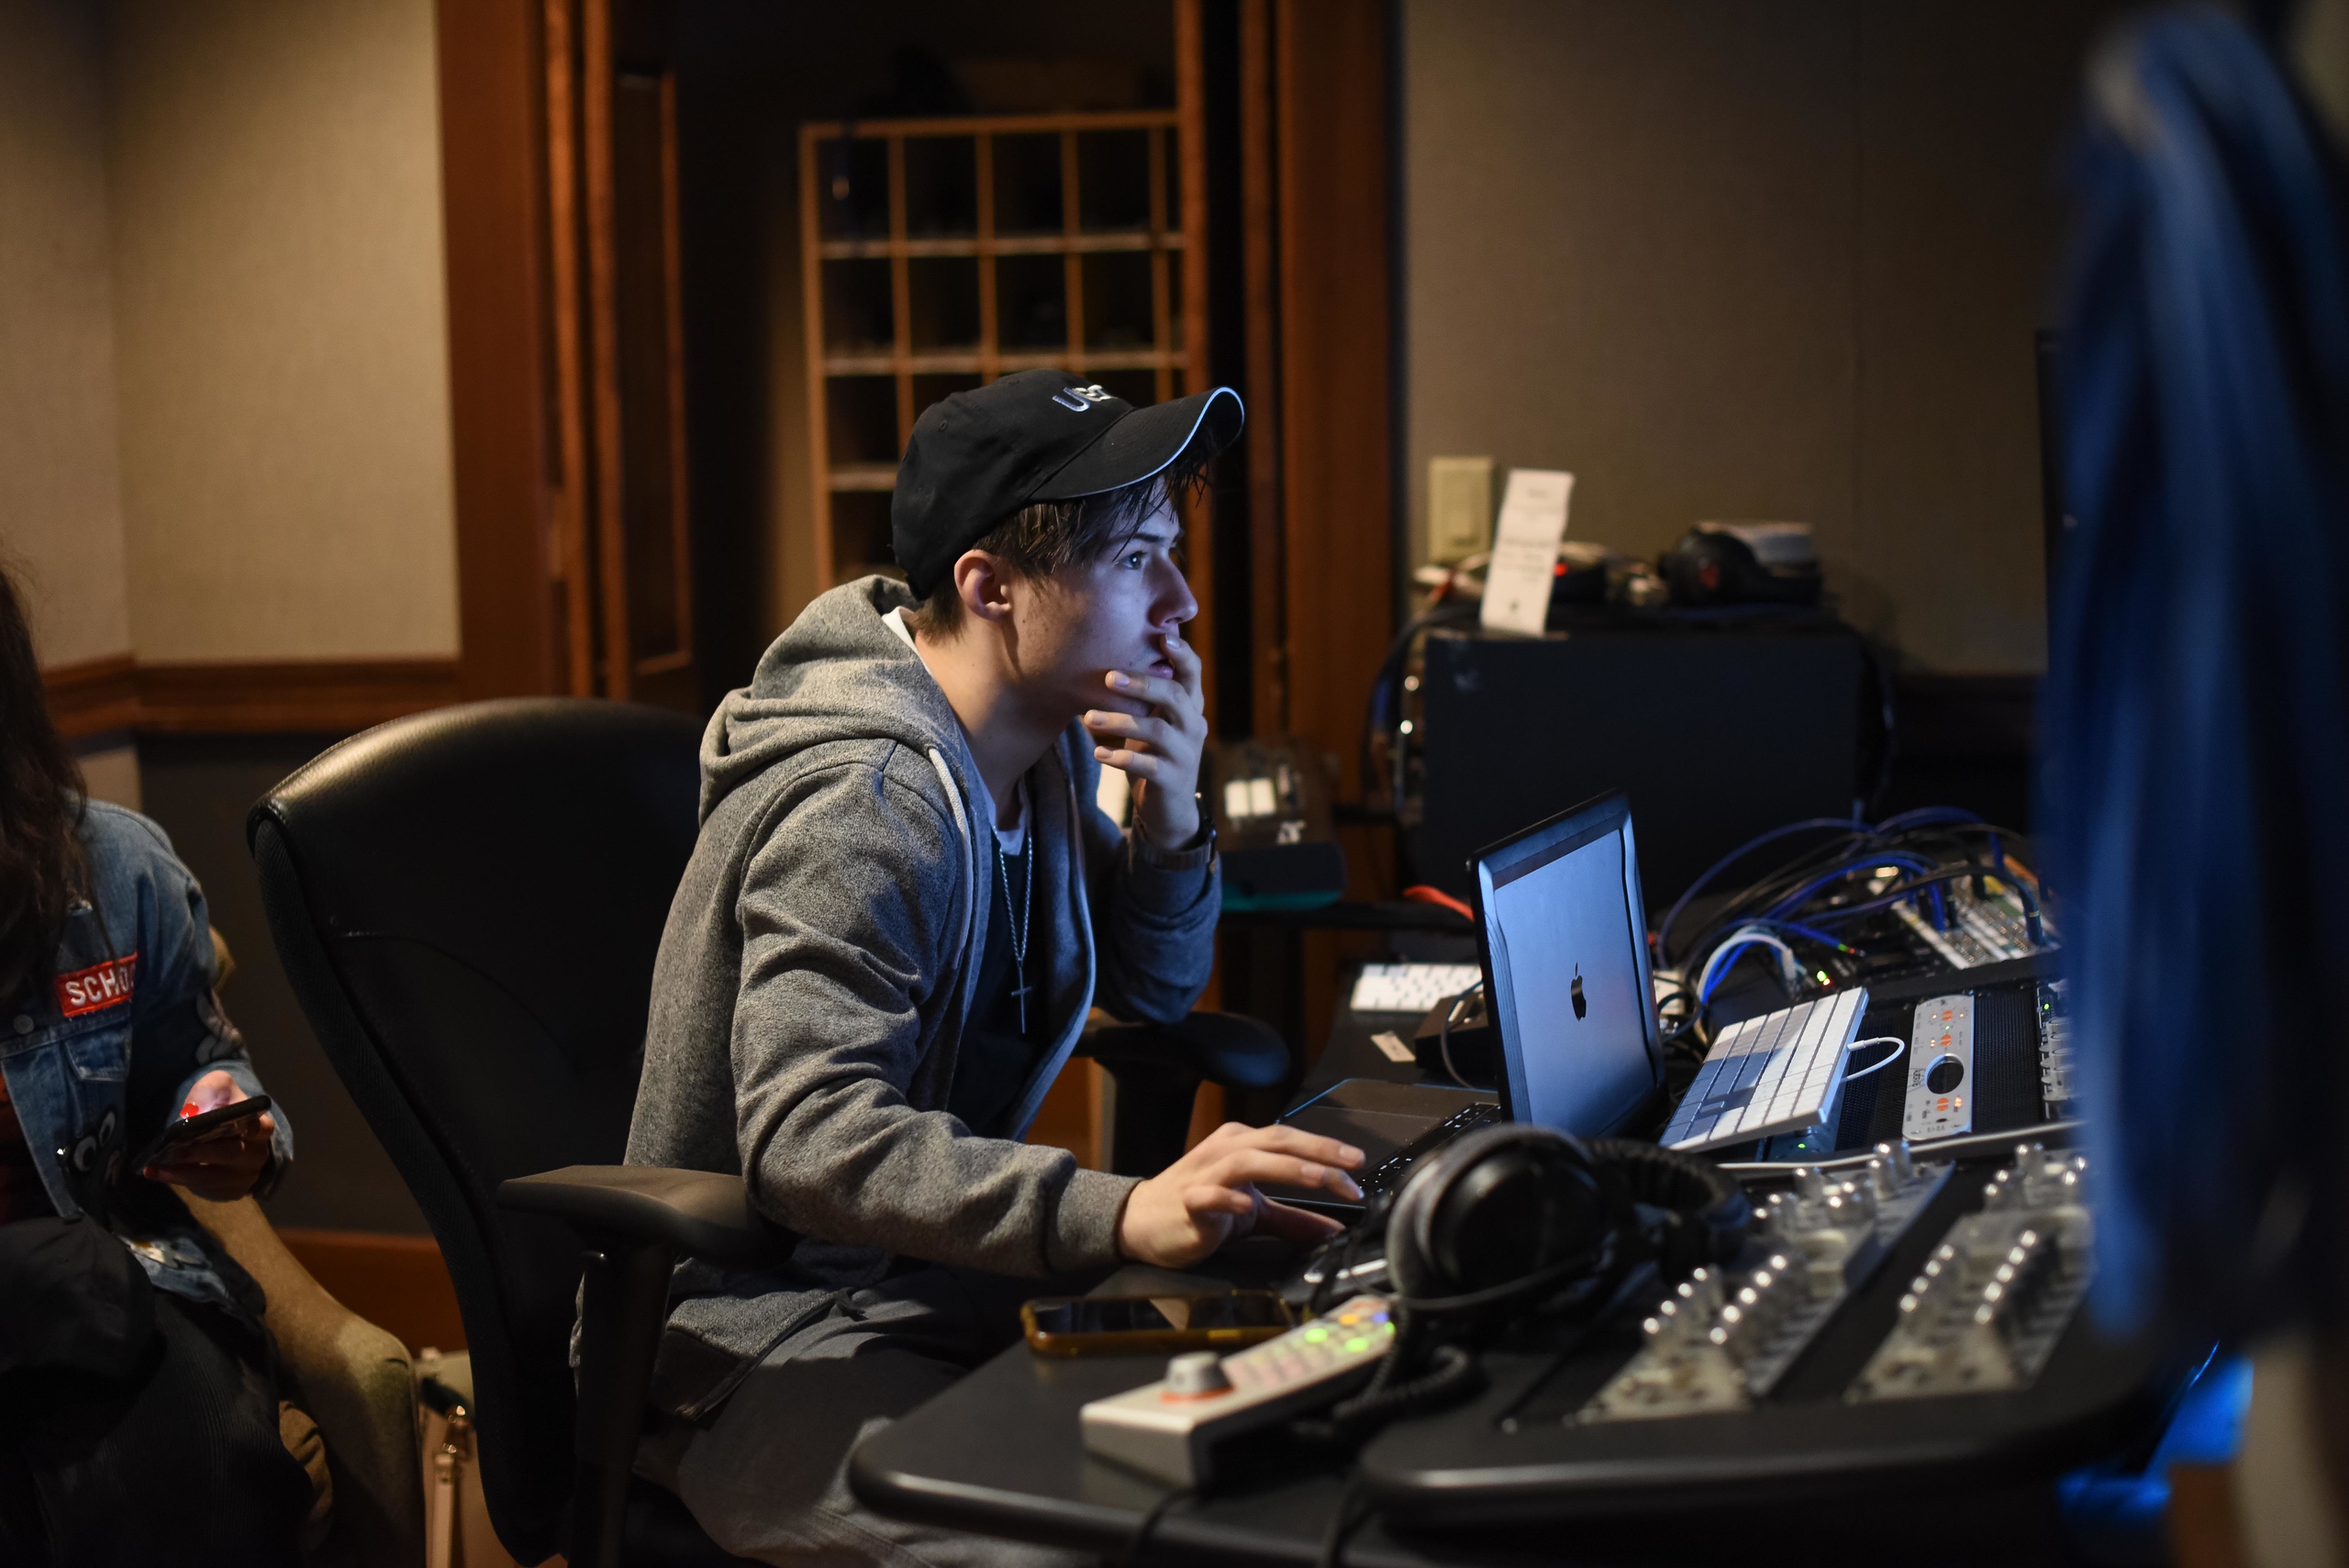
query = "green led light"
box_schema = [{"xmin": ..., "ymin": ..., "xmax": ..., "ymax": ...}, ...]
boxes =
[
  {"xmin": 1344, "ymin": 1337, "xmax": 1370, "ymax": 1353},
  {"xmin": 1303, "ymin": 1328, "xmax": 1328, "ymax": 1342}
]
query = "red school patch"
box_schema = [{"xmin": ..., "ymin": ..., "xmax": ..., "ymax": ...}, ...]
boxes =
[{"xmin": 55, "ymin": 954, "xmax": 137, "ymax": 1018}]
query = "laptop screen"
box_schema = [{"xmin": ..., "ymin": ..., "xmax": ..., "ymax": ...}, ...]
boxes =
[{"xmin": 1471, "ymin": 793, "xmax": 1660, "ymax": 1136}]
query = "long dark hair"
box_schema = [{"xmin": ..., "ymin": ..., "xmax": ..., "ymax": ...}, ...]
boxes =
[{"xmin": 0, "ymin": 563, "xmax": 87, "ymax": 1002}]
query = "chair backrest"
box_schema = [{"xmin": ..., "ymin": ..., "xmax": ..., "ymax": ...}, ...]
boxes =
[{"xmin": 249, "ymin": 698, "xmax": 704, "ymax": 1564}]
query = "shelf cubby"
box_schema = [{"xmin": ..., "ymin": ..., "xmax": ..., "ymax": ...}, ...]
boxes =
[
  {"xmin": 820, "ymin": 258, "xmax": 894, "ymax": 355},
  {"xmin": 799, "ymin": 109, "xmax": 1197, "ymax": 591},
  {"xmin": 824, "ymin": 375, "xmax": 900, "ymax": 469},
  {"xmin": 907, "ymin": 256, "xmax": 982, "ymax": 351}
]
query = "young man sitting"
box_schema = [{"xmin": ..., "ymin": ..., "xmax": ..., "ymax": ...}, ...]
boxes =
[{"xmin": 628, "ymin": 370, "xmax": 1366, "ymax": 1566}]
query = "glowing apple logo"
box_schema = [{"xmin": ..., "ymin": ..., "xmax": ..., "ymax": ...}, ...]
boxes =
[{"xmin": 1570, "ymin": 964, "xmax": 1586, "ymax": 1019}]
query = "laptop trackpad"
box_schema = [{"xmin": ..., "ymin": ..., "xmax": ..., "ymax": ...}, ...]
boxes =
[
  {"xmin": 1279, "ymin": 1105, "xmax": 1443, "ymax": 1169},
  {"xmin": 1259, "ymin": 1105, "xmax": 1446, "ymax": 1208}
]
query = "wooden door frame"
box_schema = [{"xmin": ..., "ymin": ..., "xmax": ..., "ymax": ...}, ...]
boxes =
[
  {"xmin": 1210, "ymin": 0, "xmax": 1392, "ymax": 772},
  {"xmin": 436, "ymin": 0, "xmax": 564, "ymax": 701},
  {"xmin": 436, "ymin": 0, "xmax": 696, "ymax": 707},
  {"xmin": 1273, "ymin": 0, "xmax": 1391, "ymax": 794}
]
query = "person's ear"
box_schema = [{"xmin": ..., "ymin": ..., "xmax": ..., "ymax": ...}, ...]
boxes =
[{"xmin": 953, "ymin": 550, "xmax": 1017, "ymax": 628}]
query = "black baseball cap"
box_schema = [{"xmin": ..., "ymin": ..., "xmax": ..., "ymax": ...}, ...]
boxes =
[{"xmin": 891, "ymin": 368, "xmax": 1244, "ymax": 598}]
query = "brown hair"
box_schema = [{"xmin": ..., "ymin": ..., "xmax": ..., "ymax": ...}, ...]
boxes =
[
  {"xmin": 0, "ymin": 563, "xmax": 88, "ymax": 1003},
  {"xmin": 907, "ymin": 449, "xmax": 1210, "ymax": 639}
]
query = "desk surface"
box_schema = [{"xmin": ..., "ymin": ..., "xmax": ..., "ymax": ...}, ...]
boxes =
[
  {"xmin": 853, "ymin": 975, "xmax": 2166, "ymax": 1565},
  {"xmin": 848, "ymin": 1312, "xmax": 2144, "ymax": 1568},
  {"xmin": 850, "ymin": 1207, "xmax": 2170, "ymax": 1568}
]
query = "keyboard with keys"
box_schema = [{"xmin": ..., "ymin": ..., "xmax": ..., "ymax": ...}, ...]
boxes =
[
  {"xmin": 1348, "ymin": 962, "xmax": 1483, "ymax": 1014},
  {"xmin": 1360, "ymin": 1100, "xmax": 1501, "ymax": 1197},
  {"xmin": 1661, "ymin": 988, "xmax": 1871, "ymax": 1153}
]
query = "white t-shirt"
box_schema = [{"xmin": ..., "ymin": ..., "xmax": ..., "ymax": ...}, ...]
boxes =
[{"xmin": 994, "ymin": 780, "xmax": 1029, "ymax": 858}]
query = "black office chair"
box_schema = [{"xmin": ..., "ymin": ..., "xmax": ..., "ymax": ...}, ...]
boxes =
[{"xmin": 248, "ymin": 697, "xmax": 1289, "ymax": 1568}]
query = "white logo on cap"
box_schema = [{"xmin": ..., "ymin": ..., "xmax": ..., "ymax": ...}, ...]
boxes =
[{"xmin": 1051, "ymin": 384, "xmax": 1112, "ymax": 412}]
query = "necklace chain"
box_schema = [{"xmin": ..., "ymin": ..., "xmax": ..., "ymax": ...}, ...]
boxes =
[{"xmin": 996, "ymin": 826, "xmax": 1033, "ymax": 1034}]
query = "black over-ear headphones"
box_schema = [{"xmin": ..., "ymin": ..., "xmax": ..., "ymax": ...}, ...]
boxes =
[{"xmin": 1383, "ymin": 1124, "xmax": 1752, "ymax": 1322}]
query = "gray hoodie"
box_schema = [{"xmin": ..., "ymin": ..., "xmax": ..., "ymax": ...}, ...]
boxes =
[{"xmin": 628, "ymin": 576, "xmax": 1219, "ymax": 1416}]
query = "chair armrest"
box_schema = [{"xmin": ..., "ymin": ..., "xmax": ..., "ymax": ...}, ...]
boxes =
[
  {"xmin": 499, "ymin": 1167, "xmax": 789, "ymax": 1567},
  {"xmin": 496, "ymin": 1166, "xmax": 788, "ymax": 1270},
  {"xmin": 1077, "ymin": 1010, "xmax": 1294, "ymax": 1090}
]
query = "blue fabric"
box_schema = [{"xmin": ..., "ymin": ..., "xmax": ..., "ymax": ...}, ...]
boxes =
[
  {"xmin": 0, "ymin": 801, "xmax": 294, "ymax": 1316},
  {"xmin": 2045, "ymin": 6, "xmax": 2349, "ymax": 1335},
  {"xmin": 2057, "ymin": 1351, "xmax": 2254, "ymax": 1558},
  {"xmin": 2057, "ymin": 1354, "xmax": 2252, "ymax": 1564}
]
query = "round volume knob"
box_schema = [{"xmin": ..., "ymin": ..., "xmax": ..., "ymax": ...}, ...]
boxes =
[
  {"xmin": 1925, "ymin": 1055, "xmax": 1965, "ymax": 1093},
  {"xmin": 1162, "ymin": 1351, "xmax": 1232, "ymax": 1400}
]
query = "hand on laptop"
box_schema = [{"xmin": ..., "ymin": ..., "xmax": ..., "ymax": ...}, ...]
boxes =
[{"xmin": 1117, "ymin": 1121, "xmax": 1364, "ymax": 1268}]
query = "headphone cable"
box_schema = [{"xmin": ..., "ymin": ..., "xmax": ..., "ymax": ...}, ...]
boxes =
[
  {"xmin": 1315, "ymin": 1477, "xmax": 1374, "ymax": 1568},
  {"xmin": 1292, "ymin": 1309, "xmax": 1485, "ymax": 1448},
  {"xmin": 1121, "ymin": 1485, "xmax": 1194, "ymax": 1567}
]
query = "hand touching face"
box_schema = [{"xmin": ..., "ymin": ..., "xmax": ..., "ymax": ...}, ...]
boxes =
[{"xmin": 1085, "ymin": 619, "xmax": 1207, "ymax": 846}]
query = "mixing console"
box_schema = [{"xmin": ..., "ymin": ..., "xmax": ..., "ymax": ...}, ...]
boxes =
[
  {"xmin": 1848, "ymin": 1143, "xmax": 2093, "ymax": 1401},
  {"xmin": 1583, "ymin": 1142, "xmax": 1950, "ymax": 1420}
]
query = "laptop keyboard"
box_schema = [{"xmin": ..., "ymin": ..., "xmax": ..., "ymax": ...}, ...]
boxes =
[{"xmin": 1358, "ymin": 1101, "xmax": 1501, "ymax": 1198}]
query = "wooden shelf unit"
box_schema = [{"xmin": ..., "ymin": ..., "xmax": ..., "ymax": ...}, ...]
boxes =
[{"xmin": 798, "ymin": 109, "xmax": 1197, "ymax": 588}]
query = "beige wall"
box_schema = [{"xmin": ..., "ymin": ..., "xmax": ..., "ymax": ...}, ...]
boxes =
[
  {"xmin": 106, "ymin": 0, "xmax": 457, "ymax": 662},
  {"xmin": 0, "ymin": 0, "xmax": 132, "ymax": 669},
  {"xmin": 79, "ymin": 743, "xmax": 140, "ymax": 808},
  {"xmin": 1402, "ymin": 0, "xmax": 2120, "ymax": 673},
  {"xmin": 2, "ymin": 0, "xmax": 458, "ymax": 672}
]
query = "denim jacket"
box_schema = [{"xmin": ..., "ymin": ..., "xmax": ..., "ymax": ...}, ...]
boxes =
[{"xmin": 0, "ymin": 800, "xmax": 295, "ymax": 1317}]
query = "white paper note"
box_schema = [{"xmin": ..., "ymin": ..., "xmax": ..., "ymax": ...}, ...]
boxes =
[{"xmin": 1479, "ymin": 469, "xmax": 1575, "ymax": 636}]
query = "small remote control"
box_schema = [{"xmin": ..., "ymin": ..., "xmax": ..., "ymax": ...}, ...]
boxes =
[
  {"xmin": 1902, "ymin": 994, "xmax": 1975, "ymax": 1142},
  {"xmin": 1080, "ymin": 1297, "xmax": 1396, "ymax": 1485}
]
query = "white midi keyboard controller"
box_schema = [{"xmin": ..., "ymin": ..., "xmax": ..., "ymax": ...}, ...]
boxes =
[{"xmin": 1663, "ymin": 989, "xmax": 1871, "ymax": 1153}]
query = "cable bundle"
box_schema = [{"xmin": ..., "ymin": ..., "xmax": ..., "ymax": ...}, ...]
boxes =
[
  {"xmin": 1653, "ymin": 809, "xmax": 2044, "ymax": 1051},
  {"xmin": 2046, "ymin": 6, "xmax": 2349, "ymax": 1337}
]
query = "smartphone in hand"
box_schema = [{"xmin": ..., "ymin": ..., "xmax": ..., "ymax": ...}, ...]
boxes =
[{"xmin": 130, "ymin": 1095, "xmax": 272, "ymax": 1174}]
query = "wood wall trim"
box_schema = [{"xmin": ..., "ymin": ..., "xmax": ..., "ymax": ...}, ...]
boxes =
[
  {"xmin": 1174, "ymin": 0, "xmax": 1219, "ymax": 725},
  {"xmin": 44, "ymin": 656, "xmax": 461, "ymax": 739},
  {"xmin": 544, "ymin": 0, "xmax": 597, "ymax": 698},
  {"xmin": 437, "ymin": 0, "xmax": 564, "ymax": 702},
  {"xmin": 40, "ymin": 653, "xmax": 139, "ymax": 737},
  {"xmin": 580, "ymin": 0, "xmax": 631, "ymax": 702},
  {"xmin": 1241, "ymin": 0, "xmax": 1285, "ymax": 734},
  {"xmin": 1276, "ymin": 0, "xmax": 1391, "ymax": 780}
]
